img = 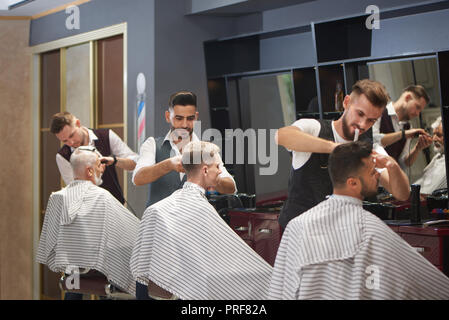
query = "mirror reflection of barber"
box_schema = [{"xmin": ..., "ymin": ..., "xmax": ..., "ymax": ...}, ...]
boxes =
[{"xmin": 372, "ymin": 85, "xmax": 433, "ymax": 169}]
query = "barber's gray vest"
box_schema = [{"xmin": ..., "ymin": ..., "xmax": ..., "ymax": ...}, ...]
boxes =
[
  {"xmin": 278, "ymin": 120, "xmax": 373, "ymax": 229},
  {"xmin": 146, "ymin": 137, "xmax": 187, "ymax": 208}
]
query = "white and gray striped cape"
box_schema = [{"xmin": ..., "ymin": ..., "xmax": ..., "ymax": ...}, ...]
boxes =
[
  {"xmin": 268, "ymin": 194, "xmax": 449, "ymax": 300},
  {"xmin": 36, "ymin": 180, "xmax": 140, "ymax": 296},
  {"xmin": 130, "ymin": 182, "xmax": 273, "ymax": 300}
]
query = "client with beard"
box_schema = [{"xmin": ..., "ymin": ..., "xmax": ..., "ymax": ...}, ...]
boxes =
[
  {"xmin": 37, "ymin": 146, "xmax": 140, "ymax": 298},
  {"xmin": 413, "ymin": 117, "xmax": 446, "ymax": 195},
  {"xmin": 269, "ymin": 141, "xmax": 449, "ymax": 299}
]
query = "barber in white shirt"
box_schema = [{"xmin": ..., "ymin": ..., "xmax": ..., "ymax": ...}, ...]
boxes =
[
  {"xmin": 51, "ymin": 112, "xmax": 138, "ymax": 204},
  {"xmin": 132, "ymin": 91, "xmax": 236, "ymax": 208}
]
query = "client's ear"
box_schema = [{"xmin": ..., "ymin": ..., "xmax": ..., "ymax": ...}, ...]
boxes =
[{"xmin": 347, "ymin": 177, "xmax": 359, "ymax": 188}]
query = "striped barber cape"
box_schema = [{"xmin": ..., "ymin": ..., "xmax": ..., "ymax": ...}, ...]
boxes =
[
  {"xmin": 130, "ymin": 182, "xmax": 273, "ymax": 300},
  {"xmin": 269, "ymin": 195, "xmax": 449, "ymax": 300},
  {"xmin": 37, "ymin": 180, "xmax": 140, "ymax": 296}
]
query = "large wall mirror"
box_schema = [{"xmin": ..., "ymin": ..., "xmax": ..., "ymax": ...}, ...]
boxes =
[
  {"xmin": 226, "ymin": 72, "xmax": 295, "ymax": 200},
  {"xmin": 367, "ymin": 56, "xmax": 442, "ymax": 187}
]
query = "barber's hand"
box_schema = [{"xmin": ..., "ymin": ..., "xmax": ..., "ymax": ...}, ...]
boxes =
[
  {"xmin": 99, "ymin": 156, "xmax": 114, "ymax": 166},
  {"xmin": 330, "ymin": 142, "xmax": 343, "ymax": 153},
  {"xmin": 405, "ymin": 128, "xmax": 428, "ymax": 139},
  {"xmin": 372, "ymin": 151, "xmax": 397, "ymax": 170},
  {"xmin": 415, "ymin": 133, "xmax": 433, "ymax": 150},
  {"xmin": 170, "ymin": 155, "xmax": 185, "ymax": 173}
]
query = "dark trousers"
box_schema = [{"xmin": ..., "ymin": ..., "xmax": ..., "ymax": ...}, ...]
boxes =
[
  {"xmin": 136, "ymin": 282, "xmax": 153, "ymax": 300},
  {"xmin": 64, "ymin": 292, "xmax": 84, "ymax": 300}
]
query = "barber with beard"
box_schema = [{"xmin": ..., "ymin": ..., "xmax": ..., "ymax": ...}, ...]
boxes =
[
  {"xmin": 276, "ymin": 79, "xmax": 411, "ymax": 229},
  {"xmin": 133, "ymin": 91, "xmax": 236, "ymax": 209}
]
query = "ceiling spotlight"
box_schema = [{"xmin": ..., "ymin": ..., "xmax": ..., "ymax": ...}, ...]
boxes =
[{"xmin": 7, "ymin": 0, "xmax": 35, "ymax": 10}]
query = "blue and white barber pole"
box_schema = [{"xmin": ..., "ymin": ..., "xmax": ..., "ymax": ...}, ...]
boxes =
[{"xmin": 136, "ymin": 73, "xmax": 146, "ymax": 152}]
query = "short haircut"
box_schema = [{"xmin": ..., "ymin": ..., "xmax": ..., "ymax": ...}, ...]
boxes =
[
  {"xmin": 168, "ymin": 91, "xmax": 197, "ymax": 110},
  {"xmin": 70, "ymin": 147, "xmax": 100, "ymax": 178},
  {"xmin": 50, "ymin": 112, "xmax": 76, "ymax": 134},
  {"xmin": 328, "ymin": 141, "xmax": 373, "ymax": 188},
  {"xmin": 181, "ymin": 141, "xmax": 220, "ymax": 175},
  {"xmin": 403, "ymin": 85, "xmax": 430, "ymax": 104},
  {"xmin": 350, "ymin": 79, "xmax": 390, "ymax": 109}
]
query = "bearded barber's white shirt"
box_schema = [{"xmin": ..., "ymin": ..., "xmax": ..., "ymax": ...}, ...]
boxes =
[
  {"xmin": 268, "ymin": 195, "xmax": 449, "ymax": 300},
  {"xmin": 372, "ymin": 102, "xmax": 412, "ymax": 168},
  {"xmin": 130, "ymin": 182, "xmax": 272, "ymax": 300},
  {"xmin": 36, "ymin": 180, "xmax": 140, "ymax": 295}
]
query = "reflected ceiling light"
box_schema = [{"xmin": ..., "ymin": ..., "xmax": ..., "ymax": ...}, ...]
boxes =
[{"xmin": 0, "ymin": 0, "xmax": 35, "ymax": 10}]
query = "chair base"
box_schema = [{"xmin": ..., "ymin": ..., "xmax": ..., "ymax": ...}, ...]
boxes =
[{"xmin": 59, "ymin": 270, "xmax": 134, "ymax": 300}]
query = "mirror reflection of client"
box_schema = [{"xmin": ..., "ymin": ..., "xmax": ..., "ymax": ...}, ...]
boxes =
[
  {"xmin": 413, "ymin": 117, "xmax": 446, "ymax": 196},
  {"xmin": 130, "ymin": 141, "xmax": 272, "ymax": 300},
  {"xmin": 269, "ymin": 141, "xmax": 449, "ymax": 300}
]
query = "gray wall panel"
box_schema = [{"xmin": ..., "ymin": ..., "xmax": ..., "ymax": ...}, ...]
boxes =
[
  {"xmin": 261, "ymin": 0, "xmax": 439, "ymax": 32},
  {"xmin": 260, "ymin": 32, "xmax": 315, "ymax": 70},
  {"xmin": 153, "ymin": 0, "xmax": 240, "ymax": 137},
  {"xmin": 371, "ymin": 8, "xmax": 449, "ymax": 59}
]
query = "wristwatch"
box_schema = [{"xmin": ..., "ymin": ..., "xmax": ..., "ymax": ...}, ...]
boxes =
[{"xmin": 112, "ymin": 155, "xmax": 117, "ymax": 166}]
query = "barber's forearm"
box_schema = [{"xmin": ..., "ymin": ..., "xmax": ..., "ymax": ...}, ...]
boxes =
[
  {"xmin": 403, "ymin": 146, "xmax": 420, "ymax": 167},
  {"xmin": 380, "ymin": 131, "xmax": 402, "ymax": 148},
  {"xmin": 133, "ymin": 159, "xmax": 173, "ymax": 186},
  {"xmin": 384, "ymin": 164, "xmax": 410, "ymax": 201},
  {"xmin": 277, "ymin": 126, "xmax": 336, "ymax": 153},
  {"xmin": 116, "ymin": 157, "xmax": 137, "ymax": 171},
  {"xmin": 215, "ymin": 177, "xmax": 236, "ymax": 194}
]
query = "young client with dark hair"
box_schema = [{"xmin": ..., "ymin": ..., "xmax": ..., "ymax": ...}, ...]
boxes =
[{"xmin": 269, "ymin": 141, "xmax": 449, "ymax": 300}]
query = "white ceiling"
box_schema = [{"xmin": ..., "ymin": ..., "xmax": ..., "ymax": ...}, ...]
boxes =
[{"xmin": 0, "ymin": 0, "xmax": 76, "ymax": 16}]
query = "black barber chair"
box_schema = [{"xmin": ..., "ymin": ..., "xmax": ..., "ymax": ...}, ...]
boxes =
[
  {"xmin": 59, "ymin": 269, "xmax": 134, "ymax": 300},
  {"xmin": 363, "ymin": 201, "xmax": 397, "ymax": 220},
  {"xmin": 427, "ymin": 188, "xmax": 448, "ymax": 209},
  {"xmin": 207, "ymin": 193, "xmax": 256, "ymax": 225},
  {"xmin": 427, "ymin": 188, "xmax": 448, "ymax": 219}
]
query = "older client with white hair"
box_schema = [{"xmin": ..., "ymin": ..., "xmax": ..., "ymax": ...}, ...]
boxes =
[
  {"xmin": 413, "ymin": 116, "xmax": 446, "ymax": 195},
  {"xmin": 130, "ymin": 141, "xmax": 272, "ymax": 300},
  {"xmin": 37, "ymin": 146, "xmax": 140, "ymax": 297}
]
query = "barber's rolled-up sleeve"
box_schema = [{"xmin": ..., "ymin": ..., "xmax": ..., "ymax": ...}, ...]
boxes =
[
  {"xmin": 132, "ymin": 137, "xmax": 157, "ymax": 185},
  {"xmin": 372, "ymin": 118, "xmax": 385, "ymax": 146},
  {"xmin": 56, "ymin": 153, "xmax": 74, "ymax": 185},
  {"xmin": 108, "ymin": 129, "xmax": 139, "ymax": 163}
]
